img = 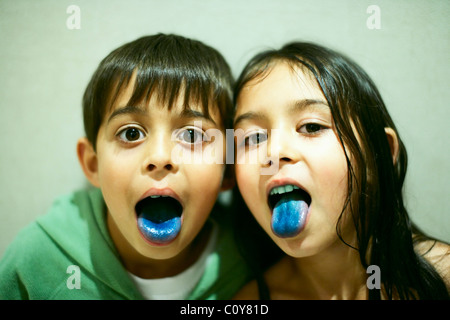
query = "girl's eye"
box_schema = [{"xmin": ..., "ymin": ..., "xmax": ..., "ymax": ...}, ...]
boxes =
[
  {"xmin": 299, "ymin": 123, "xmax": 325, "ymax": 135},
  {"xmin": 177, "ymin": 128, "xmax": 205, "ymax": 144},
  {"xmin": 244, "ymin": 132, "xmax": 267, "ymax": 146},
  {"xmin": 117, "ymin": 127, "xmax": 145, "ymax": 142}
]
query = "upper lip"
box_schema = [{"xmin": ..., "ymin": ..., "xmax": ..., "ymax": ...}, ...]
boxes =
[{"xmin": 137, "ymin": 188, "xmax": 183, "ymax": 208}]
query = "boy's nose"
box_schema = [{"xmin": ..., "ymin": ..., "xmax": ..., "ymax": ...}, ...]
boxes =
[
  {"xmin": 143, "ymin": 133, "xmax": 177, "ymax": 174},
  {"xmin": 147, "ymin": 162, "xmax": 173, "ymax": 172}
]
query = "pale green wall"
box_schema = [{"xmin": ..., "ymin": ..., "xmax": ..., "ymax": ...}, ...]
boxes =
[{"xmin": 1, "ymin": 0, "xmax": 449, "ymax": 259}]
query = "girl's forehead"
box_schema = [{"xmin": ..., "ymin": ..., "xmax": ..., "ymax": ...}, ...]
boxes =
[{"xmin": 237, "ymin": 62, "xmax": 325, "ymax": 111}]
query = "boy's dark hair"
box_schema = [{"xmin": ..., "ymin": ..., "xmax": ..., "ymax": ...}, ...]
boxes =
[
  {"xmin": 234, "ymin": 42, "xmax": 449, "ymax": 300},
  {"xmin": 82, "ymin": 33, "xmax": 233, "ymax": 149}
]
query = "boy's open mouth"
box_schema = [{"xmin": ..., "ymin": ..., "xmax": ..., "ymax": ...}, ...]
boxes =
[
  {"xmin": 135, "ymin": 195, "xmax": 183, "ymax": 245},
  {"xmin": 268, "ymin": 184, "xmax": 311, "ymax": 238}
]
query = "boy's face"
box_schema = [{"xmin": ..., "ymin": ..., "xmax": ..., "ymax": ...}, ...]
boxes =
[{"xmin": 85, "ymin": 77, "xmax": 226, "ymax": 261}]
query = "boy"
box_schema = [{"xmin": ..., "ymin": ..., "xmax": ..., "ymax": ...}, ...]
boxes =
[{"xmin": 0, "ymin": 34, "xmax": 249, "ymax": 299}]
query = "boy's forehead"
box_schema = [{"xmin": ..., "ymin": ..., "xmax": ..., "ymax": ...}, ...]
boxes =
[
  {"xmin": 103, "ymin": 70, "xmax": 225, "ymax": 128},
  {"xmin": 106, "ymin": 84, "xmax": 221, "ymax": 126}
]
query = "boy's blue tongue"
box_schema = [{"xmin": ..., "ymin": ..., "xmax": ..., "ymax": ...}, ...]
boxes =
[
  {"xmin": 136, "ymin": 197, "xmax": 182, "ymax": 245},
  {"xmin": 271, "ymin": 193, "xmax": 308, "ymax": 238}
]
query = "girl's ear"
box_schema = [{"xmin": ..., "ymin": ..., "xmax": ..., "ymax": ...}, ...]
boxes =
[
  {"xmin": 77, "ymin": 137, "xmax": 100, "ymax": 187},
  {"xmin": 220, "ymin": 164, "xmax": 235, "ymax": 191},
  {"xmin": 385, "ymin": 127, "xmax": 399, "ymax": 165}
]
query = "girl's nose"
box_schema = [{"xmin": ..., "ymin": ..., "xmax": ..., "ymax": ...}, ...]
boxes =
[{"xmin": 268, "ymin": 127, "xmax": 303, "ymax": 165}]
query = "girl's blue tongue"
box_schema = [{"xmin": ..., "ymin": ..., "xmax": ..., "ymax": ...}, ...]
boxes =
[{"xmin": 271, "ymin": 193, "xmax": 308, "ymax": 238}]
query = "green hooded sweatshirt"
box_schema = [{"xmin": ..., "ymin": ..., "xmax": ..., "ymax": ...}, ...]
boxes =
[{"xmin": 0, "ymin": 188, "xmax": 250, "ymax": 299}]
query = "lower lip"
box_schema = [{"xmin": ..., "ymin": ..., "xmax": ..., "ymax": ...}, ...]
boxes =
[
  {"xmin": 135, "ymin": 194, "xmax": 184, "ymax": 246},
  {"xmin": 136, "ymin": 215, "xmax": 184, "ymax": 247}
]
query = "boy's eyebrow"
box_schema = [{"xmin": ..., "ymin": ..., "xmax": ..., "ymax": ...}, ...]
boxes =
[
  {"xmin": 107, "ymin": 105, "xmax": 148, "ymax": 123},
  {"xmin": 179, "ymin": 108, "xmax": 217, "ymax": 126},
  {"xmin": 107, "ymin": 105, "xmax": 218, "ymax": 126}
]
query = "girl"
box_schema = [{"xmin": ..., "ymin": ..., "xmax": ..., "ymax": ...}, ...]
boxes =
[{"xmin": 232, "ymin": 42, "xmax": 449, "ymax": 299}]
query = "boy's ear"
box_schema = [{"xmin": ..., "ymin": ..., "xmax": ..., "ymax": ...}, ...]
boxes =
[
  {"xmin": 220, "ymin": 164, "xmax": 235, "ymax": 191},
  {"xmin": 385, "ymin": 127, "xmax": 399, "ymax": 165},
  {"xmin": 77, "ymin": 137, "xmax": 100, "ymax": 187}
]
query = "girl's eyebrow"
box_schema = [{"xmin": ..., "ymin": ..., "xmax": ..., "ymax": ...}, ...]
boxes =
[
  {"xmin": 234, "ymin": 99, "xmax": 329, "ymax": 127},
  {"xmin": 233, "ymin": 111, "xmax": 266, "ymax": 127},
  {"xmin": 288, "ymin": 99, "xmax": 329, "ymax": 113}
]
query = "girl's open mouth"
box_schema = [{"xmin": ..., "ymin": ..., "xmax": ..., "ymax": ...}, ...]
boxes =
[{"xmin": 135, "ymin": 195, "xmax": 183, "ymax": 245}]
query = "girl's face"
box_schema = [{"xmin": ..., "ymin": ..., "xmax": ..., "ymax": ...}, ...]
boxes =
[{"xmin": 234, "ymin": 62, "xmax": 354, "ymax": 258}]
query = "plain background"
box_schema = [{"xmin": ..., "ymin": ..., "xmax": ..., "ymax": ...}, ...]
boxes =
[{"xmin": 0, "ymin": 0, "xmax": 449, "ymax": 259}]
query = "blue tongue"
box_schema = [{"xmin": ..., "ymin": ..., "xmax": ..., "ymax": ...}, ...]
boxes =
[
  {"xmin": 136, "ymin": 198, "xmax": 182, "ymax": 245},
  {"xmin": 271, "ymin": 193, "xmax": 308, "ymax": 238},
  {"xmin": 138, "ymin": 214, "xmax": 181, "ymax": 245}
]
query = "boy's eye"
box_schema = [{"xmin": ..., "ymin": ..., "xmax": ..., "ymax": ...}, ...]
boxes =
[
  {"xmin": 177, "ymin": 128, "xmax": 205, "ymax": 144},
  {"xmin": 118, "ymin": 127, "xmax": 145, "ymax": 142},
  {"xmin": 244, "ymin": 132, "xmax": 267, "ymax": 146}
]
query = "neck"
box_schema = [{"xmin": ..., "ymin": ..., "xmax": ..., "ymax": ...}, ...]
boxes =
[
  {"xmin": 292, "ymin": 239, "xmax": 368, "ymax": 299},
  {"xmin": 107, "ymin": 212, "xmax": 211, "ymax": 279}
]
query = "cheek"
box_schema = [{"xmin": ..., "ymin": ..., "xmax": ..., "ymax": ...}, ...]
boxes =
[
  {"xmin": 235, "ymin": 163, "xmax": 263, "ymax": 213},
  {"xmin": 309, "ymin": 141, "xmax": 349, "ymax": 216},
  {"xmin": 317, "ymin": 137, "xmax": 348, "ymax": 186},
  {"xmin": 235, "ymin": 164, "xmax": 258, "ymax": 194},
  {"xmin": 318, "ymin": 161, "xmax": 348, "ymax": 195},
  {"xmin": 98, "ymin": 154, "xmax": 137, "ymax": 193},
  {"xmin": 182, "ymin": 164, "xmax": 224, "ymax": 233},
  {"xmin": 96, "ymin": 149, "xmax": 140, "ymax": 218},
  {"xmin": 185, "ymin": 164, "xmax": 224, "ymax": 195}
]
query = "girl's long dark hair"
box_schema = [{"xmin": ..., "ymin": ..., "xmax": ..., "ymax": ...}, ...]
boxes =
[{"xmin": 233, "ymin": 42, "xmax": 449, "ymax": 300}]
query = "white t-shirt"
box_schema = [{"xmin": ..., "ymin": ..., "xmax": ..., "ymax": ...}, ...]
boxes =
[{"xmin": 127, "ymin": 223, "xmax": 218, "ymax": 300}]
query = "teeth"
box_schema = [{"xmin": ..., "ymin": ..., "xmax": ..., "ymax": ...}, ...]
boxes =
[
  {"xmin": 269, "ymin": 184, "xmax": 300, "ymax": 196},
  {"xmin": 149, "ymin": 195, "xmax": 169, "ymax": 198}
]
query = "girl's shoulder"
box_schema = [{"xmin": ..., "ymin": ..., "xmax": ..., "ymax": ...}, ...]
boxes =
[
  {"xmin": 232, "ymin": 280, "xmax": 260, "ymax": 300},
  {"xmin": 414, "ymin": 238, "xmax": 450, "ymax": 287}
]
